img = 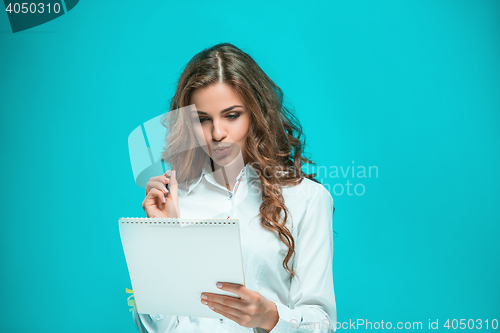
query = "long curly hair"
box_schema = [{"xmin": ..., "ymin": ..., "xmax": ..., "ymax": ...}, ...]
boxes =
[{"xmin": 161, "ymin": 43, "xmax": 319, "ymax": 279}]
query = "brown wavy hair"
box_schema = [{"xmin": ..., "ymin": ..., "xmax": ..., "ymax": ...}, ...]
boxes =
[{"xmin": 161, "ymin": 43, "xmax": 319, "ymax": 279}]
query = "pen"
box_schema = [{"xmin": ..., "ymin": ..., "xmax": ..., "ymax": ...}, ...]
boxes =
[
  {"xmin": 165, "ymin": 170, "xmax": 175, "ymax": 198},
  {"xmin": 165, "ymin": 174, "xmax": 170, "ymax": 198}
]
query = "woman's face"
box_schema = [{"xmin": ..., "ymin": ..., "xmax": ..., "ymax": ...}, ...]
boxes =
[{"xmin": 189, "ymin": 83, "xmax": 251, "ymax": 166}]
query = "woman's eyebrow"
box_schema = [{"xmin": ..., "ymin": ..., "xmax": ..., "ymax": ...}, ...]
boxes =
[{"xmin": 194, "ymin": 105, "xmax": 244, "ymax": 115}]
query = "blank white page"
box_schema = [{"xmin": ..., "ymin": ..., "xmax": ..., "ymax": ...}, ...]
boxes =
[{"xmin": 119, "ymin": 218, "xmax": 245, "ymax": 319}]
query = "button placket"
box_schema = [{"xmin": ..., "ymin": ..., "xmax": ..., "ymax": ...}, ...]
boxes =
[{"xmin": 226, "ymin": 169, "xmax": 245, "ymax": 219}]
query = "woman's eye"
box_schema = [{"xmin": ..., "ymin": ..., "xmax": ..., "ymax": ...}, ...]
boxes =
[{"xmin": 198, "ymin": 114, "xmax": 239, "ymax": 123}]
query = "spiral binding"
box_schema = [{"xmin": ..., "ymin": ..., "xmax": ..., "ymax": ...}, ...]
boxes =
[{"xmin": 119, "ymin": 218, "xmax": 238, "ymax": 225}]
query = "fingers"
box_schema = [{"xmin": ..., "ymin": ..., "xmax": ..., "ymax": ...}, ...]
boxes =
[
  {"xmin": 150, "ymin": 174, "xmax": 170, "ymax": 184},
  {"xmin": 206, "ymin": 302, "xmax": 245, "ymax": 323},
  {"xmin": 169, "ymin": 170, "xmax": 178, "ymax": 186},
  {"xmin": 147, "ymin": 188, "xmax": 166, "ymax": 204},
  {"xmin": 215, "ymin": 282, "xmax": 246, "ymax": 298},
  {"xmin": 143, "ymin": 170, "xmax": 180, "ymax": 218},
  {"xmin": 143, "ymin": 189, "xmax": 165, "ymax": 214},
  {"xmin": 201, "ymin": 293, "xmax": 246, "ymax": 311},
  {"xmin": 147, "ymin": 181, "xmax": 168, "ymax": 195},
  {"xmin": 142, "ymin": 188, "xmax": 168, "ymax": 218},
  {"xmin": 146, "ymin": 174, "xmax": 171, "ymax": 195},
  {"xmin": 147, "ymin": 171, "xmax": 174, "ymax": 189}
]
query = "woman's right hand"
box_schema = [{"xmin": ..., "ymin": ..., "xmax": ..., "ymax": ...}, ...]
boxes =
[{"xmin": 142, "ymin": 170, "xmax": 180, "ymax": 218}]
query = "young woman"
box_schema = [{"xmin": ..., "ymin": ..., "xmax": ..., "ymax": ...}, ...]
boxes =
[{"xmin": 133, "ymin": 43, "xmax": 336, "ymax": 333}]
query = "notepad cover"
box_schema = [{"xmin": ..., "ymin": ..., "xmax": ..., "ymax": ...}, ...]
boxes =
[{"xmin": 119, "ymin": 218, "xmax": 245, "ymax": 319}]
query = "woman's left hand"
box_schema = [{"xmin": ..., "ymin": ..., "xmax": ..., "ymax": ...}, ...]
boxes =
[{"xmin": 201, "ymin": 282, "xmax": 279, "ymax": 332}]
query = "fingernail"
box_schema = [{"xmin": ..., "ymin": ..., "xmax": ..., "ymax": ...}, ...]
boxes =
[
  {"xmin": 216, "ymin": 283, "xmax": 222, "ymax": 288},
  {"xmin": 201, "ymin": 295, "xmax": 207, "ymax": 299},
  {"xmin": 161, "ymin": 196, "xmax": 166, "ymax": 203},
  {"xmin": 209, "ymin": 307, "xmax": 214, "ymax": 310},
  {"xmin": 173, "ymin": 170, "xmax": 176, "ymax": 178}
]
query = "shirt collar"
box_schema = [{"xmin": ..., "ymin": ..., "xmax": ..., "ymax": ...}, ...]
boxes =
[{"xmin": 187, "ymin": 161, "xmax": 260, "ymax": 195}]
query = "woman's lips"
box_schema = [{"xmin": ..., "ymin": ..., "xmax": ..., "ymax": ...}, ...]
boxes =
[{"xmin": 213, "ymin": 146, "xmax": 231, "ymax": 155}]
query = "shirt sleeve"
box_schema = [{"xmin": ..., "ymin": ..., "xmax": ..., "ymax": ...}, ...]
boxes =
[
  {"xmin": 131, "ymin": 311, "xmax": 179, "ymax": 333},
  {"xmin": 269, "ymin": 185, "xmax": 337, "ymax": 333}
]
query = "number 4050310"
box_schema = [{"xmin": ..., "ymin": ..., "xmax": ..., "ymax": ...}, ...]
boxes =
[
  {"xmin": 444, "ymin": 319, "xmax": 498, "ymax": 330},
  {"xmin": 5, "ymin": 2, "xmax": 62, "ymax": 14}
]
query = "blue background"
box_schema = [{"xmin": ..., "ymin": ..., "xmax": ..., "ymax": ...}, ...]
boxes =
[{"xmin": 1, "ymin": 0, "xmax": 499, "ymax": 331}]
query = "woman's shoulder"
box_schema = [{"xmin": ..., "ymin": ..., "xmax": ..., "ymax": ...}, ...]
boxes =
[
  {"xmin": 282, "ymin": 176, "xmax": 334, "ymax": 207},
  {"xmin": 280, "ymin": 177, "xmax": 334, "ymax": 232}
]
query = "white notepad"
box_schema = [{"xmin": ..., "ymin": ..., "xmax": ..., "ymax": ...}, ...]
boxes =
[{"xmin": 119, "ymin": 218, "xmax": 245, "ymax": 319}]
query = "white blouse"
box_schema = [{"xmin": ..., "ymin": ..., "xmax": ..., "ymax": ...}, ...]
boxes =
[{"xmin": 132, "ymin": 163, "xmax": 336, "ymax": 332}]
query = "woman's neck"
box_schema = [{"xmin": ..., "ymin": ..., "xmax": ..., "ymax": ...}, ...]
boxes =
[{"xmin": 210, "ymin": 151, "xmax": 247, "ymax": 192}]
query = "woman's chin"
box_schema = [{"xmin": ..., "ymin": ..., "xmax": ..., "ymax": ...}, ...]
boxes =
[
  {"xmin": 212, "ymin": 154, "xmax": 233, "ymax": 166},
  {"xmin": 214, "ymin": 152, "xmax": 242, "ymax": 166}
]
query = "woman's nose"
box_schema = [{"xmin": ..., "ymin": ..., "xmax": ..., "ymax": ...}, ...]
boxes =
[{"xmin": 211, "ymin": 119, "xmax": 227, "ymax": 141}]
